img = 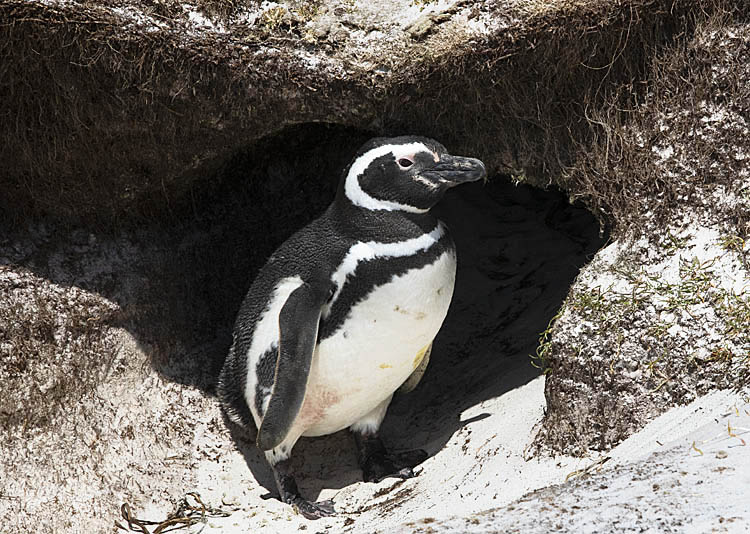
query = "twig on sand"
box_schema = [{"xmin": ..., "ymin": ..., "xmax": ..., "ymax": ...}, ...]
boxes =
[
  {"xmin": 565, "ymin": 456, "xmax": 611, "ymax": 482},
  {"xmin": 115, "ymin": 492, "xmax": 230, "ymax": 534}
]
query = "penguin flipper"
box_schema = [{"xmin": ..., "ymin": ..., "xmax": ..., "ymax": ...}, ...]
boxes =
[
  {"xmin": 398, "ymin": 342, "xmax": 432, "ymax": 394},
  {"xmin": 257, "ymin": 281, "xmax": 328, "ymax": 451}
]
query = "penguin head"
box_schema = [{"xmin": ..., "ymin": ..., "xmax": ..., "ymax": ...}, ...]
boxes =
[{"xmin": 341, "ymin": 136, "xmax": 487, "ymax": 213}]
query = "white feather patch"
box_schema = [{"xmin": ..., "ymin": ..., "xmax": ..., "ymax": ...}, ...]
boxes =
[
  {"xmin": 323, "ymin": 222, "xmax": 446, "ymax": 317},
  {"xmin": 243, "ymin": 276, "xmax": 304, "ymax": 423},
  {"xmin": 413, "ymin": 174, "xmax": 439, "ymax": 190},
  {"xmin": 303, "ymin": 248, "xmax": 457, "ymax": 437},
  {"xmin": 349, "ymin": 395, "xmax": 393, "ymax": 435},
  {"xmin": 344, "ymin": 142, "xmax": 436, "ymax": 213}
]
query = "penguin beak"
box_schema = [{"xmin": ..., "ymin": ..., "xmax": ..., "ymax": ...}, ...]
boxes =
[{"xmin": 425, "ymin": 155, "xmax": 487, "ymax": 185}]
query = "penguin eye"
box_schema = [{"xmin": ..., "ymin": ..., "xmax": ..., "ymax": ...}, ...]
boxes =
[{"xmin": 397, "ymin": 158, "xmax": 414, "ymax": 169}]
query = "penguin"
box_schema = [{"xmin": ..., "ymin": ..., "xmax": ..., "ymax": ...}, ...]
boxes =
[{"xmin": 217, "ymin": 136, "xmax": 486, "ymax": 519}]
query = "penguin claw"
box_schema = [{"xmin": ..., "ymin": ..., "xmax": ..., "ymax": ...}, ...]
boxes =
[
  {"xmin": 394, "ymin": 466, "xmax": 416, "ymax": 479},
  {"xmin": 292, "ymin": 497, "xmax": 336, "ymax": 520},
  {"xmin": 362, "ymin": 449, "xmax": 428, "ymax": 483}
]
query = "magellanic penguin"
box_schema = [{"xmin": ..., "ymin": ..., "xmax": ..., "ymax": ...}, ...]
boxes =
[{"xmin": 217, "ymin": 136, "xmax": 486, "ymax": 519}]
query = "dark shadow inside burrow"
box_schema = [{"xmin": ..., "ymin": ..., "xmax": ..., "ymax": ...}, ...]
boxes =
[
  {"xmin": 141, "ymin": 123, "xmax": 607, "ymax": 498},
  {"xmin": 0, "ymin": 122, "xmax": 606, "ymax": 498}
]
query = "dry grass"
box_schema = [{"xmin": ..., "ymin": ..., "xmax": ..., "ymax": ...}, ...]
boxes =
[
  {"xmin": 0, "ymin": 269, "xmax": 119, "ymax": 434},
  {"xmin": 0, "ymin": 0, "xmax": 732, "ymax": 229},
  {"xmin": 0, "ymin": 0, "xmax": 346, "ymax": 226},
  {"xmin": 379, "ymin": 0, "xmax": 725, "ymax": 208},
  {"xmin": 561, "ymin": 3, "xmax": 750, "ymax": 238}
]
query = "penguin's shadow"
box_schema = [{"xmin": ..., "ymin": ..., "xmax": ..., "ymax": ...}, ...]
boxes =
[
  {"xmin": 373, "ymin": 178, "xmax": 605, "ymax": 464},
  {"xmin": 226, "ymin": 407, "xmax": 496, "ymax": 505},
  {"xmin": 224, "ymin": 414, "xmax": 365, "ymax": 501}
]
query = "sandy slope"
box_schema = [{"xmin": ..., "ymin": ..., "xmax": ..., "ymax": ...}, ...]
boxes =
[
  {"xmin": 120, "ymin": 366, "xmax": 749, "ymax": 534},
  {"xmin": 400, "ymin": 389, "xmax": 750, "ymax": 533}
]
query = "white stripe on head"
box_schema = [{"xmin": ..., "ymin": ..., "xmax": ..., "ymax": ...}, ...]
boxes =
[
  {"xmin": 344, "ymin": 142, "xmax": 437, "ymax": 213},
  {"xmin": 322, "ymin": 222, "xmax": 445, "ymax": 317}
]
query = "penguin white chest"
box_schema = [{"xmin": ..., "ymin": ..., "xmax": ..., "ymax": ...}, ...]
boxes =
[{"xmin": 300, "ymin": 248, "xmax": 457, "ymax": 436}]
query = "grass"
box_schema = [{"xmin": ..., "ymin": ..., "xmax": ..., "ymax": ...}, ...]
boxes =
[
  {"xmin": 561, "ymin": 3, "xmax": 750, "ymax": 239},
  {"xmin": 0, "ymin": 271, "xmax": 119, "ymax": 434},
  {"xmin": 531, "ymin": 307, "xmax": 565, "ymax": 373},
  {"xmin": 536, "ymin": 218, "xmax": 749, "ymax": 453},
  {"xmin": 565, "ymin": 249, "xmax": 746, "ymax": 341},
  {"xmin": 0, "ymin": 0, "xmax": 728, "ymax": 227},
  {"xmin": 257, "ymin": 6, "xmax": 288, "ymax": 31}
]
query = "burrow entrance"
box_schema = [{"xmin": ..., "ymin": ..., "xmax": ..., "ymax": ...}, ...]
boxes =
[
  {"xmin": 133, "ymin": 123, "xmax": 607, "ymax": 492},
  {"xmin": 3, "ymin": 123, "xmax": 606, "ymax": 494}
]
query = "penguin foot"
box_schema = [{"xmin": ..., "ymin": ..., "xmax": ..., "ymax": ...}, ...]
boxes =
[
  {"xmin": 361, "ymin": 448, "xmax": 428, "ymax": 483},
  {"xmin": 290, "ymin": 497, "xmax": 336, "ymax": 520},
  {"xmin": 353, "ymin": 431, "xmax": 428, "ymax": 483},
  {"xmin": 272, "ymin": 458, "xmax": 336, "ymax": 520}
]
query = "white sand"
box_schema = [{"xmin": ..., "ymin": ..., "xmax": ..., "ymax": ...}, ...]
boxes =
[{"xmin": 161, "ymin": 369, "xmax": 749, "ymax": 533}]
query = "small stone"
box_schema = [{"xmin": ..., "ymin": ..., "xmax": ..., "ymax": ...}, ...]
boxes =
[
  {"xmin": 328, "ymin": 24, "xmax": 349, "ymax": 43},
  {"xmin": 407, "ymin": 15, "xmax": 436, "ymax": 39}
]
